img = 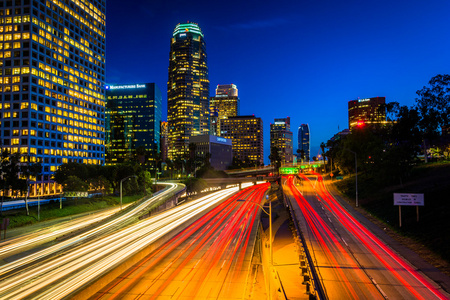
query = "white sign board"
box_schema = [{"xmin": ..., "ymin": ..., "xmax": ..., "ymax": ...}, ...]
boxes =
[{"xmin": 394, "ymin": 193, "xmax": 424, "ymax": 206}]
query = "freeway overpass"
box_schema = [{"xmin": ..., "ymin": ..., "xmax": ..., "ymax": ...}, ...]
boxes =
[{"xmin": 225, "ymin": 161, "xmax": 326, "ymax": 177}]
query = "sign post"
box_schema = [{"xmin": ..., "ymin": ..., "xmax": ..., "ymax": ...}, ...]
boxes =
[{"xmin": 394, "ymin": 193, "xmax": 424, "ymax": 227}]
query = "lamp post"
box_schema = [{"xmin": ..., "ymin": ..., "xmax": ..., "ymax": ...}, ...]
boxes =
[
  {"xmin": 344, "ymin": 148, "xmax": 358, "ymax": 207},
  {"xmin": 120, "ymin": 175, "xmax": 137, "ymax": 210},
  {"xmin": 237, "ymin": 195, "xmax": 272, "ymax": 299}
]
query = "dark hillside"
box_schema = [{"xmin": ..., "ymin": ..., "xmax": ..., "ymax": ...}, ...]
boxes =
[{"xmin": 333, "ymin": 163, "xmax": 450, "ymax": 271}]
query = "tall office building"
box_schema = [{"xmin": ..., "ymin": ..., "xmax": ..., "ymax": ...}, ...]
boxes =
[
  {"xmin": 270, "ymin": 117, "xmax": 293, "ymax": 164},
  {"xmin": 298, "ymin": 124, "xmax": 310, "ymax": 162},
  {"xmin": 210, "ymin": 84, "xmax": 239, "ymax": 136},
  {"xmin": 348, "ymin": 97, "xmax": 387, "ymax": 130},
  {"xmin": 105, "ymin": 83, "xmax": 162, "ymax": 165},
  {"xmin": 0, "ymin": 0, "xmax": 106, "ymax": 196},
  {"xmin": 167, "ymin": 22, "xmax": 209, "ymax": 160},
  {"xmin": 220, "ymin": 115, "xmax": 263, "ymax": 166}
]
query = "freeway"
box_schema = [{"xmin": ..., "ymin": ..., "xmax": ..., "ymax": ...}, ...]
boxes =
[
  {"xmin": 1, "ymin": 182, "xmax": 245, "ymax": 299},
  {"xmin": 284, "ymin": 174, "xmax": 449, "ymax": 299},
  {"xmin": 0, "ymin": 182, "xmax": 181, "ymax": 262},
  {"xmin": 84, "ymin": 182, "xmax": 269, "ymax": 299}
]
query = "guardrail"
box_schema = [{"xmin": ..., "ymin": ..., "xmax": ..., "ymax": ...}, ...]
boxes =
[
  {"xmin": 283, "ymin": 188, "xmax": 327, "ymax": 300},
  {"xmin": 1, "ymin": 197, "xmax": 67, "ymax": 211}
]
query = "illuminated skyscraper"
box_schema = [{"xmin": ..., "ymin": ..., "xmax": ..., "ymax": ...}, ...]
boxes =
[
  {"xmin": 348, "ymin": 97, "xmax": 387, "ymax": 130},
  {"xmin": 0, "ymin": 0, "xmax": 106, "ymax": 196},
  {"xmin": 105, "ymin": 83, "xmax": 162, "ymax": 164},
  {"xmin": 210, "ymin": 84, "xmax": 239, "ymax": 136},
  {"xmin": 270, "ymin": 117, "xmax": 293, "ymax": 164},
  {"xmin": 298, "ymin": 124, "xmax": 310, "ymax": 162},
  {"xmin": 167, "ymin": 22, "xmax": 209, "ymax": 160},
  {"xmin": 220, "ymin": 115, "xmax": 263, "ymax": 166}
]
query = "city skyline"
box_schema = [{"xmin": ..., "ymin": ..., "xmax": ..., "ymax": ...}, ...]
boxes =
[{"xmin": 106, "ymin": 0, "xmax": 450, "ymax": 163}]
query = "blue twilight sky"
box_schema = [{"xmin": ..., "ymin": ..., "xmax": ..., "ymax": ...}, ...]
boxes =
[{"xmin": 106, "ymin": 0, "xmax": 450, "ymax": 164}]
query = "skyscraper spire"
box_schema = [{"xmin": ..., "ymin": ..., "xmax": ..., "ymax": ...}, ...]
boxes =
[{"xmin": 167, "ymin": 22, "xmax": 210, "ymax": 160}]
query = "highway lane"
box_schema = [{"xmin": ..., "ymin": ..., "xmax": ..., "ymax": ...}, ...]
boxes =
[
  {"xmin": 0, "ymin": 182, "xmax": 181, "ymax": 265},
  {"xmin": 0, "ymin": 182, "xmax": 247, "ymax": 299},
  {"xmin": 284, "ymin": 174, "xmax": 449, "ymax": 299},
  {"xmin": 0, "ymin": 206, "xmax": 122, "ymax": 260},
  {"xmin": 88, "ymin": 183, "xmax": 270, "ymax": 300}
]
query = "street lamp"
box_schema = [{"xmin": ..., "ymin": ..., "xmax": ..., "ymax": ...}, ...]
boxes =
[
  {"xmin": 237, "ymin": 195, "xmax": 272, "ymax": 299},
  {"xmin": 344, "ymin": 148, "xmax": 358, "ymax": 207},
  {"xmin": 120, "ymin": 175, "xmax": 137, "ymax": 210}
]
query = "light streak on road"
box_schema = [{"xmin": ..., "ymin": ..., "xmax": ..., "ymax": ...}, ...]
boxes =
[
  {"xmin": 92, "ymin": 183, "xmax": 269, "ymax": 300},
  {"xmin": 0, "ymin": 207, "xmax": 122, "ymax": 259},
  {"xmin": 0, "ymin": 182, "xmax": 249, "ymax": 299},
  {"xmin": 286, "ymin": 176, "xmax": 380, "ymax": 299},
  {"xmin": 287, "ymin": 173, "xmax": 449, "ymax": 300}
]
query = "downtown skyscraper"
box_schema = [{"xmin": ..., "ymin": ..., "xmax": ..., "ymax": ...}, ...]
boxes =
[
  {"xmin": 0, "ymin": 0, "xmax": 106, "ymax": 196},
  {"xmin": 270, "ymin": 117, "xmax": 293, "ymax": 165},
  {"xmin": 298, "ymin": 124, "xmax": 310, "ymax": 162},
  {"xmin": 167, "ymin": 22, "xmax": 209, "ymax": 160},
  {"xmin": 105, "ymin": 83, "xmax": 162, "ymax": 165},
  {"xmin": 210, "ymin": 84, "xmax": 239, "ymax": 136}
]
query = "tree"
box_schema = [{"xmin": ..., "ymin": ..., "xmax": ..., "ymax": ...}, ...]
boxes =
[
  {"xmin": 183, "ymin": 177, "xmax": 207, "ymax": 196},
  {"xmin": 269, "ymin": 146, "xmax": 282, "ymax": 175},
  {"xmin": 53, "ymin": 162, "xmax": 89, "ymax": 184},
  {"xmin": 296, "ymin": 148, "xmax": 305, "ymax": 163},
  {"xmin": 320, "ymin": 142, "xmax": 327, "ymax": 172},
  {"xmin": 415, "ymin": 74, "xmax": 450, "ymax": 162},
  {"xmin": 88, "ymin": 175, "xmax": 111, "ymax": 196},
  {"xmin": 23, "ymin": 160, "xmax": 42, "ymax": 215},
  {"xmin": 62, "ymin": 176, "xmax": 88, "ymax": 192}
]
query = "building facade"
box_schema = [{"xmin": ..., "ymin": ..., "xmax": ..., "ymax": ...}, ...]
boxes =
[
  {"xmin": 270, "ymin": 117, "xmax": 293, "ymax": 165},
  {"xmin": 209, "ymin": 84, "xmax": 239, "ymax": 136},
  {"xmin": 167, "ymin": 22, "xmax": 209, "ymax": 160},
  {"xmin": 0, "ymin": 0, "xmax": 106, "ymax": 196},
  {"xmin": 298, "ymin": 124, "xmax": 310, "ymax": 162},
  {"xmin": 189, "ymin": 135, "xmax": 232, "ymax": 170},
  {"xmin": 105, "ymin": 83, "xmax": 162, "ymax": 165},
  {"xmin": 220, "ymin": 115, "xmax": 263, "ymax": 166},
  {"xmin": 348, "ymin": 97, "xmax": 387, "ymax": 130}
]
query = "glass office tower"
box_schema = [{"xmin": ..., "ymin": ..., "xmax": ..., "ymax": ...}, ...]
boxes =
[
  {"xmin": 298, "ymin": 124, "xmax": 310, "ymax": 162},
  {"xmin": 348, "ymin": 96, "xmax": 387, "ymax": 130},
  {"xmin": 0, "ymin": 0, "xmax": 106, "ymax": 196},
  {"xmin": 167, "ymin": 22, "xmax": 209, "ymax": 160},
  {"xmin": 105, "ymin": 83, "xmax": 162, "ymax": 165}
]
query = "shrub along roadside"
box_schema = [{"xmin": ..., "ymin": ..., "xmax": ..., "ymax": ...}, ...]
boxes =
[{"xmin": 2, "ymin": 194, "xmax": 143, "ymax": 229}]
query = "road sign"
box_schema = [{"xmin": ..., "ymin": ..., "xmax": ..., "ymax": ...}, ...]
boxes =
[
  {"xmin": 336, "ymin": 176, "xmax": 343, "ymax": 180},
  {"xmin": 394, "ymin": 193, "xmax": 424, "ymax": 206},
  {"xmin": 394, "ymin": 193, "xmax": 424, "ymax": 227}
]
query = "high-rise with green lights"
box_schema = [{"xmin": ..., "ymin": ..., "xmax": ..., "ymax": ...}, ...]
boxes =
[
  {"xmin": 167, "ymin": 22, "xmax": 210, "ymax": 160},
  {"xmin": 105, "ymin": 83, "xmax": 162, "ymax": 165},
  {"xmin": 0, "ymin": 0, "xmax": 106, "ymax": 196}
]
